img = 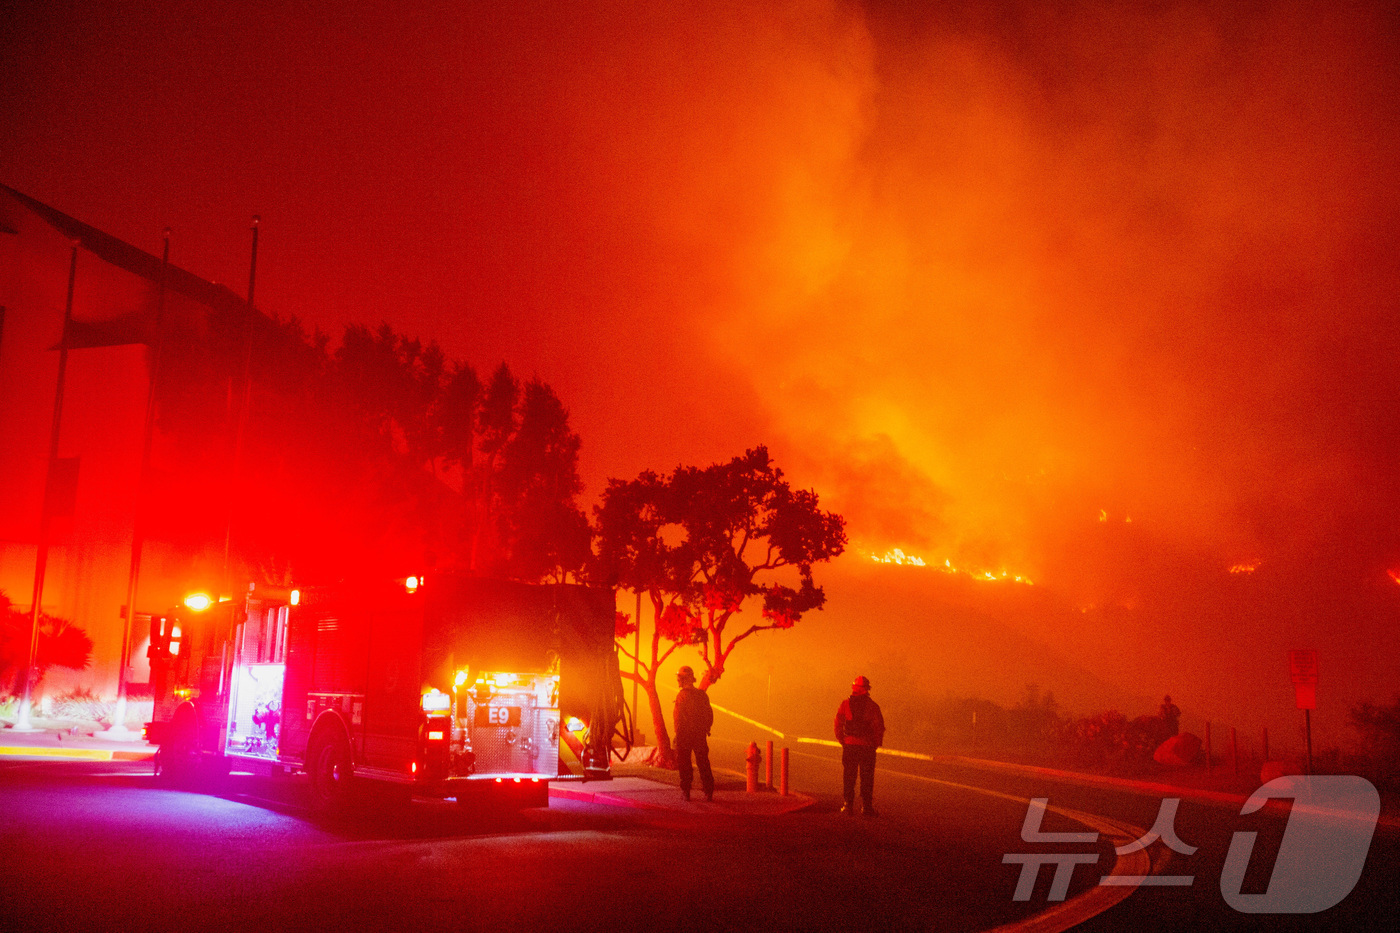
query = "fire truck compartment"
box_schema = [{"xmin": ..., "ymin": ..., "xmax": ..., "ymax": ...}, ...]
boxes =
[
  {"xmin": 224, "ymin": 598, "xmax": 289, "ymax": 760},
  {"xmin": 225, "ymin": 662, "xmax": 285, "ymax": 758},
  {"xmin": 457, "ymin": 669, "xmax": 559, "ymax": 778}
]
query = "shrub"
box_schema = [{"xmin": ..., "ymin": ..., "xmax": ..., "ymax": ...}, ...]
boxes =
[
  {"xmin": 1349, "ymin": 697, "xmax": 1400, "ymax": 790},
  {"xmin": 1070, "ymin": 710, "xmax": 1129, "ymax": 764}
]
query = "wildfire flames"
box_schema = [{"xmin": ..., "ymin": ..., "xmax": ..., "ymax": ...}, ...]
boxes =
[
  {"xmin": 870, "ymin": 548, "xmax": 1033, "ymax": 586},
  {"xmin": 1229, "ymin": 562, "xmax": 1260, "ymax": 575},
  {"xmin": 871, "ymin": 547, "xmax": 925, "ymax": 567}
]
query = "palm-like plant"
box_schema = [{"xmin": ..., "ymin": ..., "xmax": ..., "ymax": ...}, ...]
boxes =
[{"xmin": 0, "ymin": 590, "xmax": 93, "ymax": 695}]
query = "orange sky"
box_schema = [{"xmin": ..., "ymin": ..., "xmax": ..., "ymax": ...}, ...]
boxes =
[{"xmin": 4, "ymin": 1, "xmax": 1398, "ymax": 744}]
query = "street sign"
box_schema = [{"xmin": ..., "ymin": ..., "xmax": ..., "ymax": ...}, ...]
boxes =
[
  {"xmin": 1289, "ymin": 649, "xmax": 1318, "ymax": 713},
  {"xmin": 1289, "ymin": 649, "xmax": 1318, "ymax": 685}
]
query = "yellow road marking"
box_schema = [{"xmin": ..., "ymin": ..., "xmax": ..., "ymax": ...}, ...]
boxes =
[{"xmin": 0, "ymin": 746, "xmax": 115, "ymax": 760}]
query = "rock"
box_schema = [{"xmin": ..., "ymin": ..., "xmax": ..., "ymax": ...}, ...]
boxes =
[{"xmin": 1153, "ymin": 731, "xmax": 1202, "ymax": 767}]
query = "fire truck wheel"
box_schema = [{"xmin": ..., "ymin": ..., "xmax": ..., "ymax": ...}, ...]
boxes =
[
  {"xmin": 307, "ymin": 728, "xmax": 355, "ymax": 813},
  {"xmin": 206, "ymin": 754, "xmax": 232, "ymax": 788},
  {"xmin": 160, "ymin": 715, "xmax": 199, "ymax": 788}
]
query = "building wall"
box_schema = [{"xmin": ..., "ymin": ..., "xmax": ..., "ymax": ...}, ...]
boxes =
[{"xmin": 1, "ymin": 197, "xmax": 155, "ymax": 699}]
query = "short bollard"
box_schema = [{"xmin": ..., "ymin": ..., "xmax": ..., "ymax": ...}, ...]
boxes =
[
  {"xmin": 765, "ymin": 740, "xmax": 774, "ymax": 789},
  {"xmin": 780, "ymin": 746, "xmax": 789, "ymax": 796},
  {"xmin": 746, "ymin": 741, "xmax": 760, "ymax": 793}
]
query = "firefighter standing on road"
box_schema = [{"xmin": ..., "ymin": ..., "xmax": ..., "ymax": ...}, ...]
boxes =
[
  {"xmin": 673, "ymin": 665, "xmax": 714, "ymax": 802},
  {"xmin": 835, "ymin": 675, "xmax": 885, "ymax": 817}
]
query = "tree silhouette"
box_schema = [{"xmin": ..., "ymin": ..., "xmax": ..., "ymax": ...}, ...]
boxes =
[
  {"xmin": 594, "ymin": 447, "xmax": 845, "ymax": 764},
  {"xmin": 151, "ymin": 308, "xmax": 587, "ymax": 585}
]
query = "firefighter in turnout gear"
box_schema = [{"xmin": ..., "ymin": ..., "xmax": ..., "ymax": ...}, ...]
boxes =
[
  {"xmin": 672, "ymin": 665, "xmax": 715, "ymax": 802},
  {"xmin": 835, "ymin": 675, "xmax": 885, "ymax": 817}
]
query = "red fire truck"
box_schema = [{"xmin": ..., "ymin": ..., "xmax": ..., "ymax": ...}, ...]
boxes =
[{"xmin": 145, "ymin": 575, "xmax": 622, "ymax": 812}]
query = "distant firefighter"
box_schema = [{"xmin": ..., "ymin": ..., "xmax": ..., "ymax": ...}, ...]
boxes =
[
  {"xmin": 673, "ymin": 666, "xmax": 714, "ymax": 802},
  {"xmin": 1159, "ymin": 695, "xmax": 1181, "ymax": 737},
  {"xmin": 835, "ymin": 675, "xmax": 886, "ymax": 818}
]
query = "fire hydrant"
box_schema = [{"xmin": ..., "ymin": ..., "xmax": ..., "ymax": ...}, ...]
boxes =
[{"xmin": 746, "ymin": 741, "xmax": 761, "ymax": 793}]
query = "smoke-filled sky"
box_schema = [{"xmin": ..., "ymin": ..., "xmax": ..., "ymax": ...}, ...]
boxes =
[{"xmin": 4, "ymin": 1, "xmax": 1398, "ymax": 740}]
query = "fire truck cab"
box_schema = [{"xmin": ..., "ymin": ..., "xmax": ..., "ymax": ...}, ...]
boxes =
[{"xmin": 146, "ymin": 576, "xmax": 621, "ymax": 812}]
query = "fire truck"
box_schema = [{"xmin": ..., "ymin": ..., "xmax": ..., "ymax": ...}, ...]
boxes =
[{"xmin": 144, "ymin": 575, "xmax": 623, "ymax": 812}]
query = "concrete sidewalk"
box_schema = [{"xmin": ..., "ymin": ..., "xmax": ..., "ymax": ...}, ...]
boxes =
[
  {"xmin": 0, "ymin": 720, "xmax": 155, "ymax": 761},
  {"xmin": 550, "ymin": 769, "xmax": 815, "ymax": 815}
]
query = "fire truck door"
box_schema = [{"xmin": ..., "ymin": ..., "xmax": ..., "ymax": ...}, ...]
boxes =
[
  {"xmin": 363, "ymin": 607, "xmax": 424, "ymax": 771},
  {"xmin": 223, "ymin": 604, "xmax": 288, "ymax": 759}
]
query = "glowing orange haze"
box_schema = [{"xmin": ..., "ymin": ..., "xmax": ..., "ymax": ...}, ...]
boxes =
[{"xmin": 3, "ymin": 1, "xmax": 1398, "ymax": 746}]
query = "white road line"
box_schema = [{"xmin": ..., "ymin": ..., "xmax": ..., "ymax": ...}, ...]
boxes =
[{"xmin": 772, "ymin": 743, "xmax": 1157, "ymax": 933}]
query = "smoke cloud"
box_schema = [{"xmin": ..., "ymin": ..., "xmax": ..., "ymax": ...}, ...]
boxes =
[{"xmin": 4, "ymin": 0, "xmax": 1398, "ymax": 736}]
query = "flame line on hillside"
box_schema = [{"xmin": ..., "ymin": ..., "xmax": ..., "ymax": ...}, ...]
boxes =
[{"xmin": 868, "ymin": 548, "xmax": 1033, "ymax": 585}]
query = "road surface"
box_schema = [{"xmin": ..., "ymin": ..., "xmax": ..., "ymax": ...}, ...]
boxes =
[{"xmin": 1, "ymin": 737, "xmax": 1394, "ymax": 931}]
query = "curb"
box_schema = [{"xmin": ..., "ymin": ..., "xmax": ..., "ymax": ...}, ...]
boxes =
[{"xmin": 549, "ymin": 772, "xmax": 816, "ymax": 815}]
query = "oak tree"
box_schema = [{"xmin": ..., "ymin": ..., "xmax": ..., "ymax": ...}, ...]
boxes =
[{"xmin": 595, "ymin": 447, "xmax": 845, "ymax": 764}]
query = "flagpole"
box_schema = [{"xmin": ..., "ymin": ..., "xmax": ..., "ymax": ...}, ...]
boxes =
[
  {"xmin": 105, "ymin": 228, "xmax": 170, "ymax": 737},
  {"xmin": 15, "ymin": 240, "xmax": 80, "ymax": 731},
  {"xmin": 221, "ymin": 216, "xmax": 259, "ymax": 598}
]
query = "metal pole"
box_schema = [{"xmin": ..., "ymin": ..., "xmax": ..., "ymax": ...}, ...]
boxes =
[
  {"xmin": 633, "ymin": 589, "xmax": 641, "ymax": 742},
  {"xmin": 107, "ymin": 229, "xmax": 170, "ymax": 736},
  {"xmin": 765, "ymin": 739, "xmax": 774, "ymax": 790},
  {"xmin": 15, "ymin": 241, "xmax": 79, "ymax": 731},
  {"xmin": 780, "ymin": 746, "xmax": 789, "ymax": 796},
  {"xmin": 1304, "ymin": 709, "xmax": 1313, "ymax": 775}
]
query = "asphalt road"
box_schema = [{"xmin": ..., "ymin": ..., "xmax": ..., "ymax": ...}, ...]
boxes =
[
  {"xmin": 1, "ymin": 739, "xmax": 1395, "ymax": 932},
  {"xmin": 754, "ymin": 737, "xmax": 1400, "ymax": 933}
]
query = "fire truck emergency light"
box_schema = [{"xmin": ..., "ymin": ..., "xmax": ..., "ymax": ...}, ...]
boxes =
[
  {"xmin": 290, "ymin": 589, "xmax": 300, "ymax": 606},
  {"xmin": 183, "ymin": 593, "xmax": 213, "ymax": 612},
  {"xmin": 421, "ymin": 690, "xmax": 451, "ymax": 712},
  {"xmin": 405, "ymin": 575, "xmax": 421, "ymax": 592}
]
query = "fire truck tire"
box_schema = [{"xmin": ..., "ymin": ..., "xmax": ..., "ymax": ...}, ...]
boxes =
[
  {"xmin": 207, "ymin": 754, "xmax": 233, "ymax": 786},
  {"xmin": 159, "ymin": 713, "xmax": 199, "ymax": 788},
  {"xmin": 307, "ymin": 728, "xmax": 355, "ymax": 813}
]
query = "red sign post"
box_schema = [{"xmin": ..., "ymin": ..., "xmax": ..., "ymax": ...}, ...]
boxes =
[{"xmin": 1289, "ymin": 649, "xmax": 1318, "ymax": 774}]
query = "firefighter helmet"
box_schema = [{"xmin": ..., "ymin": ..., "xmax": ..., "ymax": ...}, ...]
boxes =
[
  {"xmin": 677, "ymin": 665, "xmax": 696, "ymax": 684},
  {"xmin": 852, "ymin": 675, "xmax": 871, "ymax": 694}
]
